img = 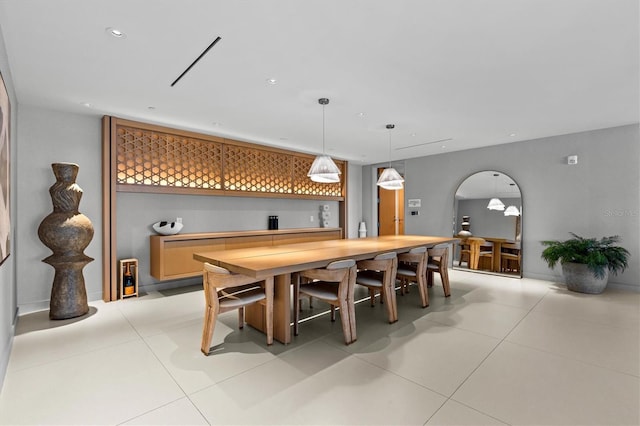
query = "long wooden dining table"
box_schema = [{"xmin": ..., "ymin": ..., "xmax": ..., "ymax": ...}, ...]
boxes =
[{"xmin": 193, "ymin": 235, "xmax": 458, "ymax": 344}]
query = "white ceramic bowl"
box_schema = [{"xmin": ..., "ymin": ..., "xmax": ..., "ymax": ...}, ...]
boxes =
[{"xmin": 152, "ymin": 221, "xmax": 184, "ymax": 235}]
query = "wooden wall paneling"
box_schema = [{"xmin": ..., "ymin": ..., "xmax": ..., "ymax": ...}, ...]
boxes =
[{"xmin": 103, "ymin": 116, "xmax": 349, "ymax": 301}]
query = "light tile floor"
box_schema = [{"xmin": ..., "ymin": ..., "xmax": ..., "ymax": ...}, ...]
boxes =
[{"xmin": 0, "ymin": 270, "xmax": 638, "ymax": 425}]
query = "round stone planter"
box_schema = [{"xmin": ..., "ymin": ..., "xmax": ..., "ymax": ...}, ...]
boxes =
[{"xmin": 562, "ymin": 262, "xmax": 609, "ymax": 294}]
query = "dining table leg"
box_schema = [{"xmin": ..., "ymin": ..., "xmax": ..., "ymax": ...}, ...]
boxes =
[
  {"xmin": 491, "ymin": 242, "xmax": 502, "ymax": 272},
  {"xmin": 245, "ymin": 273, "xmax": 291, "ymax": 344}
]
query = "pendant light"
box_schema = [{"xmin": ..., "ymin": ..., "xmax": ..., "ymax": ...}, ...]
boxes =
[
  {"xmin": 487, "ymin": 173, "xmax": 505, "ymax": 211},
  {"xmin": 377, "ymin": 124, "xmax": 404, "ymax": 190},
  {"xmin": 504, "ymin": 205, "xmax": 520, "ymax": 216},
  {"xmin": 307, "ymin": 98, "xmax": 341, "ymax": 183}
]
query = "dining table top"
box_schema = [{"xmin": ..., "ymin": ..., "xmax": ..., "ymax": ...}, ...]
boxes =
[{"xmin": 193, "ymin": 235, "xmax": 459, "ymax": 279}]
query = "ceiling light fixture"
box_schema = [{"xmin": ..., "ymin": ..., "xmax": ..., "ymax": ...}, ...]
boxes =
[
  {"xmin": 266, "ymin": 78, "xmax": 277, "ymax": 85},
  {"xmin": 307, "ymin": 98, "xmax": 340, "ymax": 183},
  {"xmin": 504, "ymin": 205, "xmax": 520, "ymax": 216},
  {"xmin": 376, "ymin": 124, "xmax": 404, "ymax": 190},
  {"xmin": 487, "ymin": 173, "xmax": 505, "ymax": 211},
  {"xmin": 106, "ymin": 27, "xmax": 126, "ymax": 38}
]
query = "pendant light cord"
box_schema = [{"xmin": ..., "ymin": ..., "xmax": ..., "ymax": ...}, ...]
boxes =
[
  {"xmin": 322, "ymin": 103, "xmax": 326, "ymax": 154},
  {"xmin": 386, "ymin": 124, "xmax": 395, "ymax": 168}
]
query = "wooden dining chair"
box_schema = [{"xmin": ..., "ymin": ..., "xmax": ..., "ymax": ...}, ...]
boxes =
[
  {"xmin": 458, "ymin": 240, "xmax": 471, "ymax": 267},
  {"xmin": 427, "ymin": 245, "xmax": 451, "ymax": 297},
  {"xmin": 201, "ymin": 263, "xmax": 274, "ymax": 355},
  {"xmin": 396, "ymin": 246, "xmax": 429, "ymax": 308},
  {"xmin": 478, "ymin": 241, "xmax": 494, "ymax": 271},
  {"xmin": 293, "ymin": 259, "xmax": 357, "ymax": 344},
  {"xmin": 356, "ymin": 252, "xmax": 398, "ymax": 323},
  {"xmin": 501, "ymin": 242, "xmax": 521, "ymax": 273}
]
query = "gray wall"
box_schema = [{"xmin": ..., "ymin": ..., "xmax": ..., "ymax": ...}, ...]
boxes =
[
  {"xmin": 16, "ymin": 106, "xmax": 103, "ymax": 312},
  {"xmin": 364, "ymin": 124, "xmax": 639, "ymax": 290},
  {"xmin": 346, "ymin": 163, "xmax": 363, "ymax": 239},
  {"xmin": 0, "ymin": 26, "xmax": 17, "ymax": 391},
  {"xmin": 15, "ymin": 107, "xmax": 363, "ymax": 308}
]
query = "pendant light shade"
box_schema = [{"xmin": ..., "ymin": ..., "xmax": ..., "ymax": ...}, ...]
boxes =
[
  {"xmin": 308, "ymin": 98, "xmax": 341, "ymax": 183},
  {"xmin": 504, "ymin": 205, "xmax": 520, "ymax": 216},
  {"xmin": 487, "ymin": 198, "xmax": 506, "ymax": 211},
  {"xmin": 308, "ymin": 155, "xmax": 340, "ymax": 183},
  {"xmin": 377, "ymin": 168, "xmax": 405, "ymax": 190},
  {"xmin": 377, "ymin": 124, "xmax": 404, "ymax": 190}
]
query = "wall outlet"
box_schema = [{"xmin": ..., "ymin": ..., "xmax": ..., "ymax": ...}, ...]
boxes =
[{"xmin": 310, "ymin": 215, "xmax": 314, "ymax": 222}]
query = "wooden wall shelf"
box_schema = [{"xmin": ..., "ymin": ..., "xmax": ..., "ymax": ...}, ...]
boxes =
[{"xmin": 150, "ymin": 228, "xmax": 342, "ymax": 281}]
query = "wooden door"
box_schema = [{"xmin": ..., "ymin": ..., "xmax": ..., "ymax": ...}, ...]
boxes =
[{"xmin": 378, "ymin": 168, "xmax": 405, "ymax": 235}]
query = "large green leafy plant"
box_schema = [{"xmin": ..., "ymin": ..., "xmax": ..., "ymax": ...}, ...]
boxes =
[{"xmin": 541, "ymin": 233, "xmax": 629, "ymax": 279}]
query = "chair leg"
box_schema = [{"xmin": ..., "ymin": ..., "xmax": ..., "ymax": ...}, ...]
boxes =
[
  {"xmin": 382, "ymin": 283, "xmax": 398, "ymax": 323},
  {"xmin": 238, "ymin": 307, "xmax": 244, "ymax": 329},
  {"xmin": 440, "ymin": 267, "xmax": 451, "ymax": 297},
  {"xmin": 338, "ymin": 301, "xmax": 353, "ymax": 344},
  {"xmin": 369, "ymin": 289, "xmax": 376, "ymax": 306},
  {"xmin": 201, "ymin": 305, "xmax": 218, "ymax": 356},
  {"xmin": 330, "ymin": 305, "xmax": 336, "ymax": 322},
  {"xmin": 427, "ymin": 270, "xmax": 434, "ymax": 288},
  {"xmin": 348, "ymin": 298, "xmax": 357, "ymax": 343},
  {"xmin": 416, "ymin": 275, "xmax": 429, "ymax": 308}
]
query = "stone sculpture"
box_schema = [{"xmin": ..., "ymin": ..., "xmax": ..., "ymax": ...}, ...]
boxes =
[{"xmin": 38, "ymin": 163, "xmax": 94, "ymax": 319}]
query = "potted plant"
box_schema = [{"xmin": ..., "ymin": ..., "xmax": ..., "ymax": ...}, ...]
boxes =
[{"xmin": 541, "ymin": 233, "xmax": 630, "ymax": 294}]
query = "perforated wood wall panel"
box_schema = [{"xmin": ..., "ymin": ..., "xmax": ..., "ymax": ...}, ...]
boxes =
[
  {"xmin": 112, "ymin": 119, "xmax": 345, "ymax": 199},
  {"xmin": 116, "ymin": 125, "xmax": 224, "ymax": 189}
]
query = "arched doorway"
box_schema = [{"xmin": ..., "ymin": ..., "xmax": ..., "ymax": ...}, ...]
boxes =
[{"xmin": 453, "ymin": 171, "xmax": 522, "ymax": 277}]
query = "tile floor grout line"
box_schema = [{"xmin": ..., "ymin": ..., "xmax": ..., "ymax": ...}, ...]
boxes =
[{"xmin": 431, "ymin": 285, "xmax": 551, "ymax": 420}]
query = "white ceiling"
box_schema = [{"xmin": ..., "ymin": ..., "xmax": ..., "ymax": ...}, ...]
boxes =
[{"xmin": 0, "ymin": 0, "xmax": 637, "ymax": 164}]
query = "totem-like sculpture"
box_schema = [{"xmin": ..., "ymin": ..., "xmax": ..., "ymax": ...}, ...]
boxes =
[{"xmin": 38, "ymin": 163, "xmax": 94, "ymax": 319}]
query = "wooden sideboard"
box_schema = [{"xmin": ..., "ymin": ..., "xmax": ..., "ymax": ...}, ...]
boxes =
[{"xmin": 150, "ymin": 228, "xmax": 342, "ymax": 281}]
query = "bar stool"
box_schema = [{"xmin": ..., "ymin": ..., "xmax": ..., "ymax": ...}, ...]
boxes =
[
  {"xmin": 396, "ymin": 246, "xmax": 429, "ymax": 308},
  {"xmin": 201, "ymin": 263, "xmax": 274, "ymax": 355},
  {"xmin": 356, "ymin": 252, "xmax": 398, "ymax": 323},
  {"xmin": 293, "ymin": 259, "xmax": 357, "ymax": 344}
]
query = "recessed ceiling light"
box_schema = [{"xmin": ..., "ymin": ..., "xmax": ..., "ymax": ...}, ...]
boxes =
[
  {"xmin": 80, "ymin": 102, "xmax": 92, "ymax": 108},
  {"xmin": 356, "ymin": 112, "xmax": 365, "ymax": 118},
  {"xmin": 410, "ymin": 133, "xmax": 417, "ymax": 137},
  {"xmin": 441, "ymin": 145, "xmax": 446, "ymax": 149},
  {"xmin": 106, "ymin": 27, "xmax": 126, "ymax": 38},
  {"xmin": 266, "ymin": 78, "xmax": 277, "ymax": 85},
  {"xmin": 509, "ymin": 133, "xmax": 517, "ymax": 137}
]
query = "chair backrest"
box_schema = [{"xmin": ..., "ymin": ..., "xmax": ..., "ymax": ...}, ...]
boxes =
[
  {"xmin": 327, "ymin": 259, "xmax": 357, "ymax": 270},
  {"xmin": 428, "ymin": 246, "xmax": 448, "ymax": 259},
  {"xmin": 374, "ymin": 251, "xmax": 397, "ymax": 261},
  {"xmin": 409, "ymin": 246, "xmax": 427, "ymax": 254},
  {"xmin": 502, "ymin": 242, "xmax": 520, "ymax": 250}
]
